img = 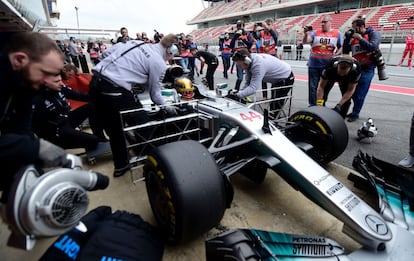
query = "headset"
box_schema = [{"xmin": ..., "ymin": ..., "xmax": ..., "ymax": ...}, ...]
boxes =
[
  {"xmin": 167, "ymin": 43, "xmax": 179, "ymax": 56},
  {"xmin": 333, "ymin": 56, "xmax": 357, "ymax": 71},
  {"xmin": 232, "ymin": 50, "xmax": 252, "ymax": 65}
]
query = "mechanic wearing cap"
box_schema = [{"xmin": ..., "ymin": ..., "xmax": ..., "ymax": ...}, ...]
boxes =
[
  {"xmin": 231, "ymin": 48, "xmax": 294, "ymax": 119},
  {"xmin": 316, "ymin": 55, "xmax": 361, "ymax": 118},
  {"xmin": 89, "ymin": 33, "xmax": 179, "ymax": 177}
]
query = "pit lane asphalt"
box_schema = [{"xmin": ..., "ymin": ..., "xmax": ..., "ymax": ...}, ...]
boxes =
[{"xmin": 211, "ymin": 60, "xmax": 414, "ymax": 170}]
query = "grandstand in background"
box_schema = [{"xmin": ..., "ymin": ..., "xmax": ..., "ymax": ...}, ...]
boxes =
[
  {"xmin": 187, "ymin": 0, "xmax": 414, "ymax": 45},
  {"xmin": 0, "ymin": 0, "xmax": 60, "ymax": 32}
]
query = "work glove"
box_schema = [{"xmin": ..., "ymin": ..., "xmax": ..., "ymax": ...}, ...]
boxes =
[
  {"xmin": 332, "ymin": 104, "xmax": 342, "ymax": 114},
  {"xmin": 225, "ymin": 89, "xmax": 240, "ymax": 101},
  {"xmin": 163, "ymin": 105, "xmax": 178, "ymax": 116},
  {"xmin": 316, "ymin": 98, "xmax": 324, "ymax": 106},
  {"xmin": 38, "ymin": 138, "xmax": 68, "ymax": 168}
]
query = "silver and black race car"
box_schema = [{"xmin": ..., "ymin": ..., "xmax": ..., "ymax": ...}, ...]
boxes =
[{"xmin": 122, "ymin": 69, "xmax": 414, "ymax": 260}]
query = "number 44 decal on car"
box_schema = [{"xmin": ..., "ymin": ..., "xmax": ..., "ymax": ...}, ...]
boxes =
[{"xmin": 240, "ymin": 111, "xmax": 262, "ymax": 121}]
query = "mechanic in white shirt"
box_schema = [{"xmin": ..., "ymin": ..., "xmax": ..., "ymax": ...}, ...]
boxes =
[
  {"xmin": 231, "ymin": 48, "xmax": 294, "ymax": 116},
  {"xmin": 89, "ymin": 33, "xmax": 179, "ymax": 177}
]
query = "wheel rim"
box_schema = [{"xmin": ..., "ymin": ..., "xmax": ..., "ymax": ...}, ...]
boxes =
[
  {"xmin": 146, "ymin": 169, "xmax": 170, "ymax": 228},
  {"xmin": 289, "ymin": 106, "xmax": 348, "ymax": 164},
  {"xmin": 301, "ymin": 122, "xmax": 333, "ymax": 163}
]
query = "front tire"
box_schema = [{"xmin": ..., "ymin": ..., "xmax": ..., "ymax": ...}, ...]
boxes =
[
  {"xmin": 144, "ymin": 140, "xmax": 227, "ymax": 243},
  {"xmin": 287, "ymin": 106, "xmax": 348, "ymax": 164}
]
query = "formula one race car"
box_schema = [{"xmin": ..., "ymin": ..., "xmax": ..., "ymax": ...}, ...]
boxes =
[{"xmin": 121, "ymin": 67, "xmax": 414, "ymax": 260}]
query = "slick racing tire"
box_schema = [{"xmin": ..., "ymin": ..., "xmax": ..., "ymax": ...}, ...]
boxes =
[
  {"xmin": 144, "ymin": 140, "xmax": 227, "ymax": 243},
  {"xmin": 287, "ymin": 106, "xmax": 348, "ymax": 165}
]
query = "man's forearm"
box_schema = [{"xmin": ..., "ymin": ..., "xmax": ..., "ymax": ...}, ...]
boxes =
[
  {"xmin": 316, "ymin": 78, "xmax": 327, "ymax": 99},
  {"xmin": 339, "ymin": 84, "xmax": 357, "ymax": 105}
]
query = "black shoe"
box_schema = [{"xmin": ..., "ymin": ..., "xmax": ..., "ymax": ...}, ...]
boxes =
[
  {"xmin": 347, "ymin": 115, "xmax": 359, "ymax": 122},
  {"xmin": 113, "ymin": 164, "xmax": 131, "ymax": 177},
  {"xmin": 346, "ymin": 113, "xmax": 353, "ymax": 118}
]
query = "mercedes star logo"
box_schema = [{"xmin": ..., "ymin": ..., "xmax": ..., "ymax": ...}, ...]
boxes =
[{"xmin": 365, "ymin": 214, "xmax": 388, "ymax": 235}]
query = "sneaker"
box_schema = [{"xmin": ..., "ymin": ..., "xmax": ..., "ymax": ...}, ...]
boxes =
[
  {"xmin": 398, "ymin": 155, "xmax": 414, "ymax": 168},
  {"xmin": 113, "ymin": 164, "xmax": 132, "ymax": 177},
  {"xmin": 347, "ymin": 115, "xmax": 359, "ymax": 122}
]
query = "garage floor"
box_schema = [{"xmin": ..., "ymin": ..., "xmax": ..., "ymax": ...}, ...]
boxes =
[{"xmin": 0, "ymin": 154, "xmax": 373, "ymax": 260}]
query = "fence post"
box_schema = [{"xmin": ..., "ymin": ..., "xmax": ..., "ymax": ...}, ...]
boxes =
[{"xmin": 387, "ymin": 22, "xmax": 400, "ymax": 63}]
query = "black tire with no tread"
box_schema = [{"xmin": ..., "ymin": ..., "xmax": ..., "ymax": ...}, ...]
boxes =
[
  {"xmin": 144, "ymin": 140, "xmax": 227, "ymax": 243},
  {"xmin": 288, "ymin": 106, "xmax": 348, "ymax": 165}
]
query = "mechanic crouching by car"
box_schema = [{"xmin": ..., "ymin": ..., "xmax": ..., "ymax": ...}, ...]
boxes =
[
  {"xmin": 0, "ymin": 32, "xmax": 68, "ymax": 201},
  {"xmin": 32, "ymin": 76, "xmax": 108, "ymax": 153},
  {"xmin": 230, "ymin": 48, "xmax": 294, "ymax": 119},
  {"xmin": 89, "ymin": 33, "xmax": 179, "ymax": 177},
  {"xmin": 316, "ymin": 55, "xmax": 361, "ymax": 118}
]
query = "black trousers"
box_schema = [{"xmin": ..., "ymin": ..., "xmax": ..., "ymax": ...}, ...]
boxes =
[
  {"xmin": 296, "ymin": 49, "xmax": 303, "ymax": 60},
  {"xmin": 71, "ymin": 55, "xmax": 80, "ymax": 68},
  {"xmin": 322, "ymin": 80, "xmax": 352, "ymax": 118},
  {"xmin": 79, "ymin": 55, "xmax": 90, "ymax": 73},
  {"xmin": 69, "ymin": 103, "xmax": 106, "ymax": 140},
  {"xmin": 188, "ymin": 57, "xmax": 196, "ymax": 81},
  {"xmin": 206, "ymin": 61, "xmax": 218, "ymax": 90},
  {"xmin": 222, "ymin": 56, "xmax": 230, "ymax": 78},
  {"xmin": 47, "ymin": 121, "xmax": 100, "ymax": 151},
  {"xmin": 89, "ymin": 75, "xmax": 149, "ymax": 169},
  {"xmin": 269, "ymin": 72, "xmax": 295, "ymax": 112},
  {"xmin": 35, "ymin": 103, "xmax": 105, "ymax": 151}
]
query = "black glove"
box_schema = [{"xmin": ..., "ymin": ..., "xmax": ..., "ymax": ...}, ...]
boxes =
[
  {"xmin": 332, "ymin": 104, "xmax": 341, "ymax": 114},
  {"xmin": 226, "ymin": 89, "xmax": 240, "ymax": 101},
  {"xmin": 38, "ymin": 138, "xmax": 68, "ymax": 168}
]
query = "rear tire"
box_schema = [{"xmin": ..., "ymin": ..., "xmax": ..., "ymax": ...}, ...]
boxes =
[
  {"xmin": 287, "ymin": 106, "xmax": 348, "ymax": 164},
  {"xmin": 144, "ymin": 140, "xmax": 227, "ymax": 243}
]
